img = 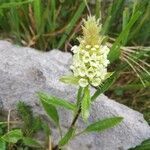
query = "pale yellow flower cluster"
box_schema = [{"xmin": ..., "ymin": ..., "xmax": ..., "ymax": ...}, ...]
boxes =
[
  {"xmin": 70, "ymin": 16, "xmax": 110, "ymax": 87},
  {"xmin": 70, "ymin": 44, "xmax": 110, "ymax": 87}
]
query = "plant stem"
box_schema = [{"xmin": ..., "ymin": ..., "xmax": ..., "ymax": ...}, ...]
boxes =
[
  {"xmin": 58, "ymin": 124, "xmax": 62, "ymax": 138},
  {"xmin": 70, "ymin": 107, "xmax": 81, "ymax": 128},
  {"xmin": 70, "ymin": 86, "xmax": 84, "ymax": 128},
  {"xmin": 54, "ymin": 88, "xmax": 84, "ymax": 150}
]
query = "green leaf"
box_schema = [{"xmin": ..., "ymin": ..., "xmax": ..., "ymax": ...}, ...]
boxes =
[
  {"xmin": 102, "ymin": 0, "xmax": 125, "ymax": 35},
  {"xmin": 0, "ymin": 0, "xmax": 33, "ymax": 9},
  {"xmin": 49, "ymin": 0, "xmax": 56, "ymax": 31},
  {"xmin": 57, "ymin": 1, "xmax": 85, "ymax": 48},
  {"xmin": 76, "ymin": 86, "xmax": 83, "ymax": 107},
  {"xmin": 104, "ymin": 72, "xmax": 114, "ymax": 80},
  {"xmin": 1, "ymin": 129, "xmax": 23, "ymax": 143},
  {"xmin": 23, "ymin": 137, "xmax": 42, "ymax": 148},
  {"xmin": 108, "ymin": 11, "xmax": 142, "ymax": 62},
  {"xmin": 17, "ymin": 101, "xmax": 34, "ymax": 135},
  {"xmin": 91, "ymin": 73, "xmax": 116, "ymax": 102},
  {"xmin": 40, "ymin": 97, "xmax": 59, "ymax": 126},
  {"xmin": 33, "ymin": 0, "xmax": 42, "ymax": 31},
  {"xmin": 41, "ymin": 121, "xmax": 51, "ymax": 136},
  {"xmin": 81, "ymin": 87, "xmax": 91, "ymax": 121},
  {"xmin": 38, "ymin": 92, "xmax": 76, "ymax": 111},
  {"xmin": 58, "ymin": 127, "xmax": 76, "ymax": 147},
  {"xmin": 84, "ymin": 117, "xmax": 123, "ymax": 133},
  {"xmin": 122, "ymin": 7, "xmax": 130, "ymax": 45},
  {"xmin": 130, "ymin": 138, "xmax": 150, "ymax": 150},
  {"xmin": 95, "ymin": 0, "xmax": 101, "ymax": 19},
  {"xmin": 0, "ymin": 139, "xmax": 6, "ymax": 150},
  {"xmin": 60, "ymin": 75, "xmax": 80, "ymax": 85}
]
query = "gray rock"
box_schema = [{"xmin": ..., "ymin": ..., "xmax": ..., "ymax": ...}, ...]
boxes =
[{"xmin": 0, "ymin": 40, "xmax": 149, "ymax": 150}]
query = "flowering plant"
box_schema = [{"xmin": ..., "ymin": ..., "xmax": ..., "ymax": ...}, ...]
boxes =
[
  {"xmin": 0, "ymin": 16, "xmax": 123, "ymax": 150},
  {"xmin": 38, "ymin": 16, "xmax": 123, "ymax": 149}
]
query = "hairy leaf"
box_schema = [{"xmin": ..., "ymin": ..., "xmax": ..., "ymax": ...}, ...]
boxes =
[
  {"xmin": 40, "ymin": 97, "xmax": 59, "ymax": 126},
  {"xmin": 38, "ymin": 92, "xmax": 76, "ymax": 111},
  {"xmin": 58, "ymin": 127, "xmax": 76, "ymax": 147},
  {"xmin": 23, "ymin": 137, "xmax": 42, "ymax": 148},
  {"xmin": 85, "ymin": 117, "xmax": 123, "ymax": 132},
  {"xmin": 41, "ymin": 121, "xmax": 51, "ymax": 137},
  {"xmin": 60, "ymin": 75, "xmax": 80, "ymax": 85},
  {"xmin": 76, "ymin": 86, "xmax": 83, "ymax": 107},
  {"xmin": 1, "ymin": 129, "xmax": 23, "ymax": 143},
  {"xmin": 129, "ymin": 138, "xmax": 150, "ymax": 150},
  {"xmin": 17, "ymin": 101, "xmax": 34, "ymax": 135},
  {"xmin": 81, "ymin": 87, "xmax": 91, "ymax": 121}
]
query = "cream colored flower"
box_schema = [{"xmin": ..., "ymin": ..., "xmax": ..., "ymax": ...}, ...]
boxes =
[
  {"xmin": 100, "ymin": 45, "xmax": 110, "ymax": 54},
  {"xmin": 78, "ymin": 66, "xmax": 87, "ymax": 77},
  {"xmin": 70, "ymin": 16, "xmax": 110, "ymax": 87},
  {"xmin": 86, "ymin": 67, "xmax": 96, "ymax": 79},
  {"xmin": 91, "ymin": 77, "xmax": 101, "ymax": 87},
  {"xmin": 82, "ymin": 52, "xmax": 90, "ymax": 63},
  {"xmin": 71, "ymin": 45, "xmax": 79, "ymax": 53},
  {"xmin": 79, "ymin": 78, "xmax": 88, "ymax": 87}
]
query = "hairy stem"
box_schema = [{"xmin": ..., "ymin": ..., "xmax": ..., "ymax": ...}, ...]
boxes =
[
  {"xmin": 71, "ymin": 107, "xmax": 81, "ymax": 128},
  {"xmin": 54, "ymin": 87, "xmax": 84, "ymax": 150},
  {"xmin": 70, "ymin": 86, "xmax": 83, "ymax": 128}
]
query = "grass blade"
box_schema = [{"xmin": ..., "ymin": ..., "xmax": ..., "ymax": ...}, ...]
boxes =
[
  {"xmin": 33, "ymin": 0, "xmax": 42, "ymax": 32},
  {"xmin": 108, "ymin": 11, "xmax": 142, "ymax": 62},
  {"xmin": 57, "ymin": 1, "xmax": 86, "ymax": 49},
  {"xmin": 0, "ymin": 0, "xmax": 33, "ymax": 9}
]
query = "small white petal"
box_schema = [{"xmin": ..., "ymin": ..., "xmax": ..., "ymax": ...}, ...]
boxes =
[
  {"xmin": 101, "ymin": 45, "xmax": 110, "ymax": 54},
  {"xmin": 71, "ymin": 45, "xmax": 79, "ymax": 53},
  {"xmin": 103, "ymin": 59, "xmax": 110, "ymax": 67},
  {"xmin": 70, "ymin": 65, "xmax": 74, "ymax": 70},
  {"xmin": 78, "ymin": 67, "xmax": 86, "ymax": 77},
  {"xmin": 79, "ymin": 78, "xmax": 88, "ymax": 87},
  {"xmin": 91, "ymin": 77, "xmax": 101, "ymax": 87},
  {"xmin": 91, "ymin": 53, "xmax": 97, "ymax": 60},
  {"xmin": 86, "ymin": 67, "xmax": 96, "ymax": 78}
]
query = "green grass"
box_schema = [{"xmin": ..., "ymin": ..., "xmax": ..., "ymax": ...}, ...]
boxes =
[
  {"xmin": 0, "ymin": 0, "xmax": 149, "ymax": 124},
  {"xmin": 0, "ymin": 0, "xmax": 87, "ymax": 50}
]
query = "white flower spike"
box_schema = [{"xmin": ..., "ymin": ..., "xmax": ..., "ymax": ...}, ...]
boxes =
[{"xmin": 70, "ymin": 16, "xmax": 110, "ymax": 87}]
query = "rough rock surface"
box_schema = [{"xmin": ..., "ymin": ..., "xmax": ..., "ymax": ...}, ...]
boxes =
[{"xmin": 0, "ymin": 40, "xmax": 149, "ymax": 150}]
